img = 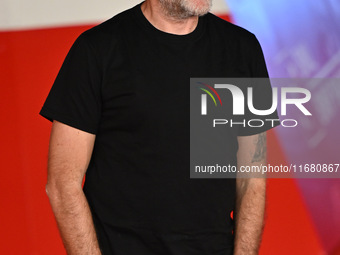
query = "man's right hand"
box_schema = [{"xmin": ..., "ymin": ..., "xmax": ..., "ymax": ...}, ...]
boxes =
[{"xmin": 45, "ymin": 120, "xmax": 101, "ymax": 255}]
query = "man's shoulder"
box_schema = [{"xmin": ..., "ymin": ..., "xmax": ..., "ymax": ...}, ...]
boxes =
[
  {"xmin": 77, "ymin": 4, "xmax": 138, "ymax": 47},
  {"xmin": 205, "ymin": 12, "xmax": 257, "ymax": 42}
]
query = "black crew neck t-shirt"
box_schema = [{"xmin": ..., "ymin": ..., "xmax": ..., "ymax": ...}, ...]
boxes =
[{"xmin": 40, "ymin": 3, "xmax": 278, "ymax": 255}]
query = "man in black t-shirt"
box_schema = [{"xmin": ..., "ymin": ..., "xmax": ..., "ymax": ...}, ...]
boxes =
[{"xmin": 41, "ymin": 0, "xmax": 279, "ymax": 254}]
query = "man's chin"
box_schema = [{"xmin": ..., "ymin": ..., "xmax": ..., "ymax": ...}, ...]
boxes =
[
  {"xmin": 183, "ymin": 0, "xmax": 212, "ymax": 17},
  {"xmin": 160, "ymin": 0, "xmax": 212, "ymax": 19}
]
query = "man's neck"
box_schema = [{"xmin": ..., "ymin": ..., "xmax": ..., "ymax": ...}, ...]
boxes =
[{"xmin": 141, "ymin": 0, "xmax": 199, "ymax": 35}]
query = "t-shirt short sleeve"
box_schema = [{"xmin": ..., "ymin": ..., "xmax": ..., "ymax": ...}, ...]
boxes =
[
  {"xmin": 237, "ymin": 34, "xmax": 280, "ymax": 136},
  {"xmin": 39, "ymin": 32, "xmax": 102, "ymax": 134}
]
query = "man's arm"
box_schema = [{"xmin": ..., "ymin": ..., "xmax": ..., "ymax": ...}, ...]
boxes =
[
  {"xmin": 234, "ymin": 132, "xmax": 267, "ymax": 255},
  {"xmin": 45, "ymin": 120, "xmax": 101, "ymax": 255}
]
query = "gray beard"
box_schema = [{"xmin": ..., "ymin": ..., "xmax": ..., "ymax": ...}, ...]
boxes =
[{"xmin": 159, "ymin": 0, "xmax": 212, "ymax": 20}]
